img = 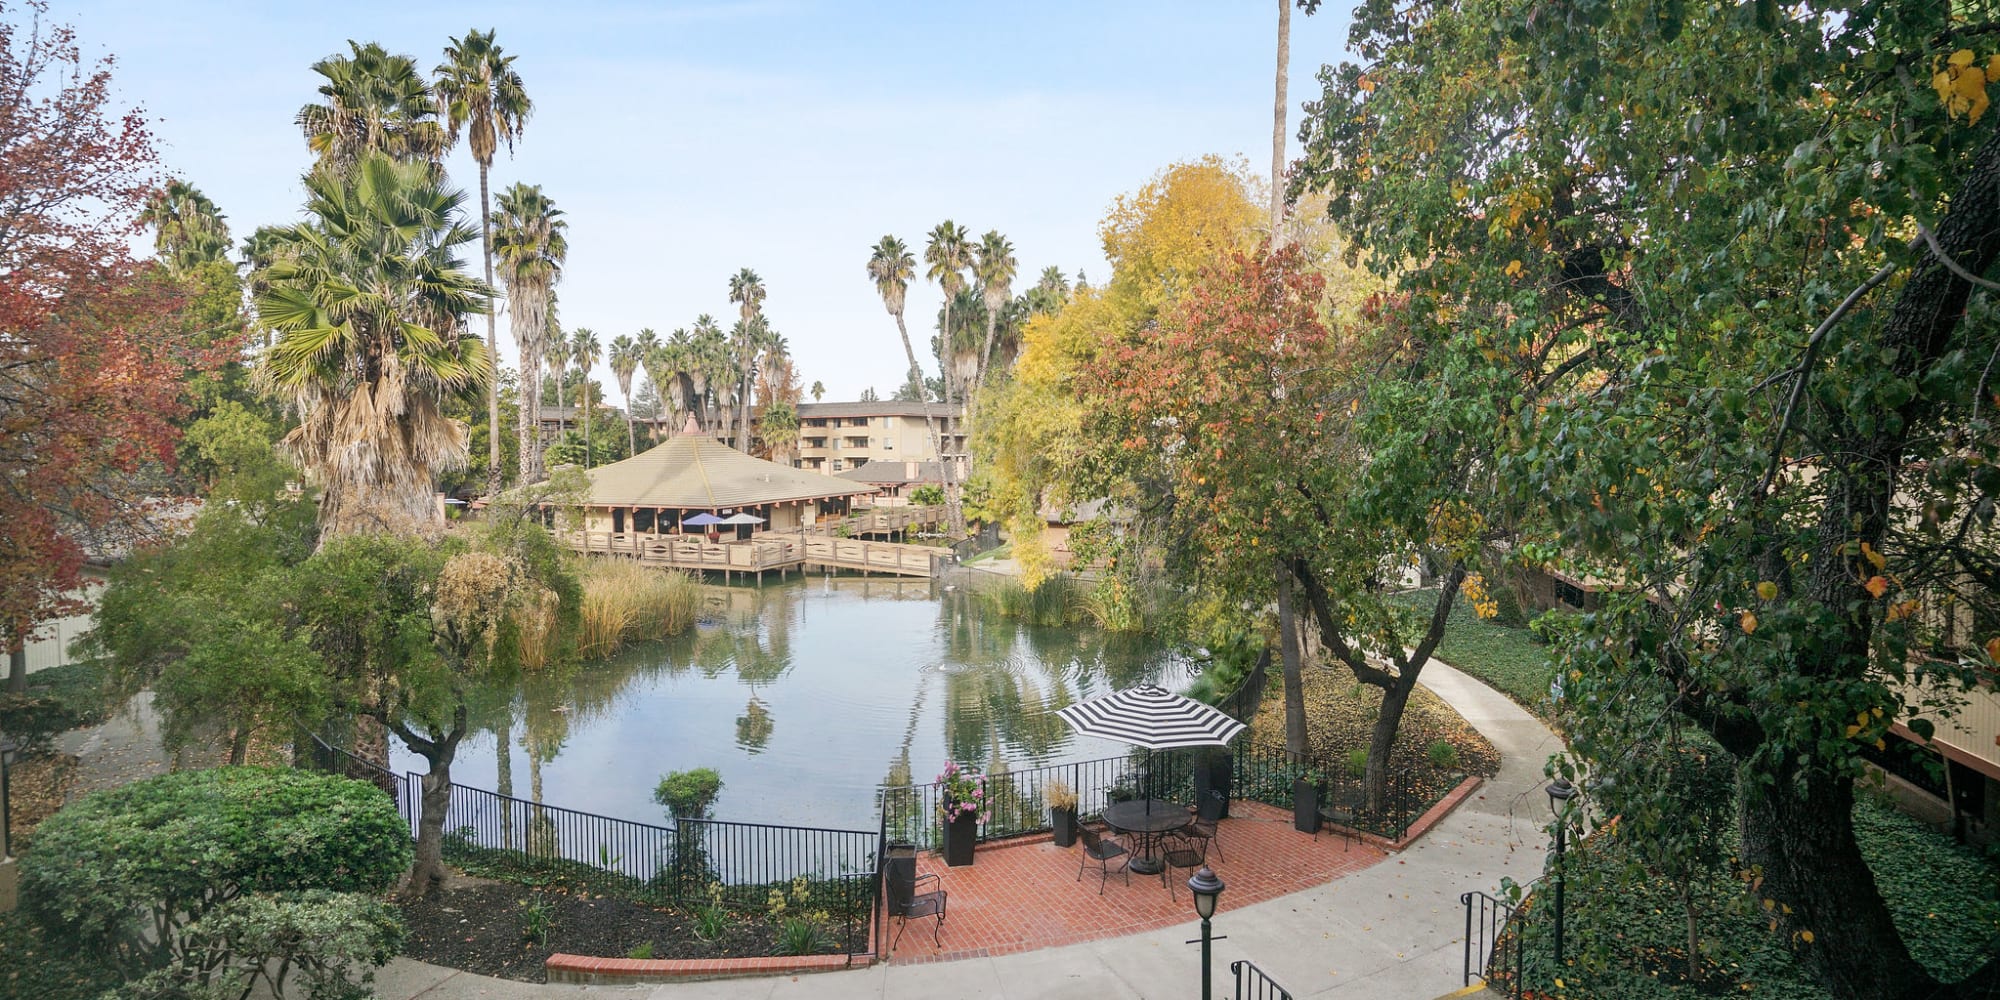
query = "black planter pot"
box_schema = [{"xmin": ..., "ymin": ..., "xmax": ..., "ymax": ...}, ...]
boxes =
[
  {"xmin": 943, "ymin": 811, "xmax": 978, "ymax": 866},
  {"xmin": 1293, "ymin": 778, "xmax": 1323, "ymax": 834},
  {"xmin": 1194, "ymin": 750, "xmax": 1233, "ymax": 819},
  {"xmin": 1050, "ymin": 807, "xmax": 1078, "ymax": 847}
]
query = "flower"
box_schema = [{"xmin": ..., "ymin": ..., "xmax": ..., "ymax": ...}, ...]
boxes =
[{"xmin": 937, "ymin": 762, "xmax": 988, "ymax": 822}]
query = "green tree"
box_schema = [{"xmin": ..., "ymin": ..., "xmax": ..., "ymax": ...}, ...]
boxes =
[
  {"xmin": 869, "ymin": 236, "xmax": 955, "ymax": 528},
  {"xmin": 436, "ymin": 28, "xmax": 532, "ymax": 495},
  {"xmin": 92, "ymin": 503, "xmax": 323, "ymax": 764},
  {"xmin": 609, "ymin": 332, "xmax": 639, "ymax": 455},
  {"xmin": 810, "ymin": 379, "xmax": 824, "ymax": 401},
  {"xmin": 491, "ymin": 182, "xmax": 567, "ymax": 483},
  {"xmin": 257, "ymin": 153, "xmax": 489, "ymax": 538},
  {"xmin": 1296, "ymin": 1, "xmax": 2000, "ymax": 995},
  {"xmin": 296, "ymin": 41, "xmax": 445, "ymax": 172}
]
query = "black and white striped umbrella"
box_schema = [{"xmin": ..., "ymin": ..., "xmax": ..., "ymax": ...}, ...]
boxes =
[{"xmin": 1056, "ymin": 684, "xmax": 1247, "ymax": 750}]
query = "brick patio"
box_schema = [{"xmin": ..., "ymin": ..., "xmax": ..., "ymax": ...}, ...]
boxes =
[{"xmin": 883, "ymin": 799, "xmax": 1388, "ymax": 964}]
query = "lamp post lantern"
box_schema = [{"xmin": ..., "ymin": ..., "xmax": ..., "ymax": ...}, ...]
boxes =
[
  {"xmin": 0, "ymin": 736, "xmax": 18, "ymax": 861},
  {"xmin": 1547, "ymin": 776, "xmax": 1577, "ymax": 972},
  {"xmin": 1189, "ymin": 865, "xmax": 1225, "ymax": 1000}
]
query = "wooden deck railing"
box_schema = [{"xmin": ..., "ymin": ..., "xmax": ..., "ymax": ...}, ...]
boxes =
[{"xmin": 564, "ymin": 530, "xmax": 945, "ymax": 578}]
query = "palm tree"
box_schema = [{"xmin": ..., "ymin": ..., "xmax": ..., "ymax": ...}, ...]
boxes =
[
  {"xmin": 870, "ymin": 234, "xmax": 958, "ymax": 532},
  {"xmin": 973, "ymin": 230, "xmax": 1017, "ymax": 393},
  {"xmin": 297, "ymin": 41, "xmax": 446, "ymax": 172},
  {"xmin": 436, "ymin": 28, "xmax": 531, "ymax": 494},
  {"xmin": 544, "ymin": 327, "xmax": 570, "ymax": 441},
  {"xmin": 727, "ymin": 269, "xmax": 766, "ymax": 451},
  {"xmin": 139, "ymin": 179, "xmax": 232, "ymax": 272},
  {"xmin": 810, "ymin": 380, "xmax": 824, "ymax": 402},
  {"xmin": 688, "ymin": 314, "xmax": 727, "ymax": 438},
  {"xmin": 240, "ymin": 225, "xmax": 292, "ymax": 349},
  {"xmin": 609, "ymin": 333, "xmax": 639, "ymax": 455},
  {"xmin": 490, "ymin": 183, "xmax": 567, "ymax": 483},
  {"xmin": 571, "ymin": 327, "xmax": 601, "ymax": 467},
  {"xmin": 923, "ymin": 222, "xmax": 971, "ymax": 411},
  {"xmin": 1026, "ymin": 265, "xmax": 1070, "ymax": 316},
  {"xmin": 256, "ymin": 154, "xmax": 489, "ymax": 538}
]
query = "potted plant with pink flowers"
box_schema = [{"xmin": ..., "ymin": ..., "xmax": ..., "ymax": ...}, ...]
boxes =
[{"xmin": 937, "ymin": 762, "xmax": 988, "ymax": 867}]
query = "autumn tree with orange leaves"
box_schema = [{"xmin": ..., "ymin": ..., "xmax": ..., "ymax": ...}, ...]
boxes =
[{"xmin": 0, "ymin": 6, "xmax": 228, "ymax": 692}]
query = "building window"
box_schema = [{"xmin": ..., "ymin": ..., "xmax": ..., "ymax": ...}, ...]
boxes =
[
  {"xmin": 831, "ymin": 460, "xmax": 843, "ymax": 472},
  {"xmin": 884, "ymin": 437, "xmax": 895, "ymax": 450}
]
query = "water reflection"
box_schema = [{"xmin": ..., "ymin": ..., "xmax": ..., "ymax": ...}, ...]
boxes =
[{"xmin": 395, "ymin": 575, "xmax": 1188, "ymax": 832}]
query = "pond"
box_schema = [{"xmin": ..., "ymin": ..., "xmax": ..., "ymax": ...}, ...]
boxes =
[{"xmin": 391, "ymin": 574, "xmax": 1193, "ymax": 833}]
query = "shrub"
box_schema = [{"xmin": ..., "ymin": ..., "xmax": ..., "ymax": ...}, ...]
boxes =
[
  {"xmin": 1427, "ymin": 739, "xmax": 1460, "ymax": 770},
  {"xmin": 627, "ymin": 940, "xmax": 655, "ymax": 960},
  {"xmin": 0, "ymin": 693, "xmax": 87, "ymax": 756},
  {"xmin": 653, "ymin": 767, "xmax": 724, "ymax": 820},
  {"xmin": 1044, "ymin": 778, "xmax": 1079, "ymax": 812},
  {"xmin": 1344, "ymin": 748, "xmax": 1369, "ymax": 778},
  {"xmin": 909, "ymin": 484, "xmax": 945, "ymax": 507},
  {"xmin": 113, "ymin": 890, "xmax": 403, "ymax": 1000},
  {"xmin": 21, "ymin": 767, "xmax": 408, "ymax": 983}
]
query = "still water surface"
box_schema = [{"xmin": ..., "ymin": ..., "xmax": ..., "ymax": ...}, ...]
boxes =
[{"xmin": 391, "ymin": 576, "xmax": 1191, "ymax": 832}]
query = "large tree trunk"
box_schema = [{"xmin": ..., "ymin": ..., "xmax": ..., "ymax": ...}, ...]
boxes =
[
  {"xmin": 1277, "ymin": 562, "xmax": 1308, "ymax": 757},
  {"xmin": 1740, "ymin": 763, "xmax": 1932, "ymax": 998},
  {"xmin": 1270, "ymin": 0, "xmax": 1290, "ymax": 252},
  {"xmin": 6, "ymin": 641, "xmax": 23, "ymax": 695},
  {"xmin": 1363, "ymin": 678, "xmax": 1413, "ymax": 815},
  {"xmin": 480, "ymin": 163, "xmax": 501, "ymax": 495},
  {"xmin": 397, "ymin": 708, "xmax": 467, "ymax": 898},
  {"xmin": 517, "ymin": 339, "xmax": 543, "ymax": 485}
]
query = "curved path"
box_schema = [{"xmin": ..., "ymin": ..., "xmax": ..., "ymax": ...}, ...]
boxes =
[{"xmin": 367, "ymin": 658, "xmax": 1560, "ymax": 1000}]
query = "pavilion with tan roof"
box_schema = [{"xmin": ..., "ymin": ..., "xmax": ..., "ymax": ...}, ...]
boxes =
[{"xmin": 568, "ymin": 432, "xmax": 880, "ymax": 537}]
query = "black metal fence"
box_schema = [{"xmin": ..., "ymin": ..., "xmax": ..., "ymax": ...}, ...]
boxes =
[
  {"xmin": 879, "ymin": 738, "xmax": 1449, "ymax": 850},
  {"xmin": 298, "ymin": 732, "xmax": 880, "ymax": 956},
  {"xmin": 1461, "ymin": 889, "xmax": 1521, "ymax": 999},
  {"xmin": 1231, "ymin": 959, "xmax": 1294, "ymax": 999},
  {"xmin": 1214, "ymin": 647, "xmax": 1272, "ymax": 723}
]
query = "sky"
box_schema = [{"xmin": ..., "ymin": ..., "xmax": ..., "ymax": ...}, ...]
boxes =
[{"xmin": 66, "ymin": 0, "xmax": 1356, "ymax": 401}]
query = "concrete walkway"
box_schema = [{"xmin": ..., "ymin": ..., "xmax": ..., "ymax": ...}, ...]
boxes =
[{"xmin": 364, "ymin": 659, "xmax": 1563, "ymax": 1000}]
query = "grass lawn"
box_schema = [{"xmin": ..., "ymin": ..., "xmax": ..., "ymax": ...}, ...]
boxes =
[{"xmin": 1498, "ymin": 792, "xmax": 2000, "ymax": 999}]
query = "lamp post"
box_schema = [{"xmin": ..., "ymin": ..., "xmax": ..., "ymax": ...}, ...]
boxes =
[
  {"xmin": 1189, "ymin": 865, "xmax": 1225, "ymax": 1000},
  {"xmin": 1546, "ymin": 776, "xmax": 1576, "ymax": 972},
  {"xmin": 0, "ymin": 736, "xmax": 17, "ymax": 861}
]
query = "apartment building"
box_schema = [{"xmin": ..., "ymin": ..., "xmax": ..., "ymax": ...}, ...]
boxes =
[{"xmin": 793, "ymin": 401, "xmax": 965, "ymax": 479}]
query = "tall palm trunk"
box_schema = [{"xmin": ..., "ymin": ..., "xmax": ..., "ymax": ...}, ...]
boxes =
[
  {"xmin": 553, "ymin": 373, "xmax": 565, "ymax": 440},
  {"xmin": 934, "ymin": 300, "xmax": 964, "ymax": 535},
  {"xmin": 582, "ymin": 381, "xmax": 592, "ymax": 467},
  {"xmin": 1271, "ymin": 0, "xmax": 1291, "ymax": 252},
  {"xmin": 480, "ymin": 165, "xmax": 501, "ymax": 493},
  {"xmin": 893, "ymin": 308, "xmax": 950, "ymax": 524},
  {"xmin": 737, "ymin": 370, "xmax": 754, "ymax": 453}
]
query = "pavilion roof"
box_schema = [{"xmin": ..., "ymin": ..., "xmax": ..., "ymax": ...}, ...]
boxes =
[{"xmin": 564, "ymin": 434, "xmax": 878, "ymax": 509}]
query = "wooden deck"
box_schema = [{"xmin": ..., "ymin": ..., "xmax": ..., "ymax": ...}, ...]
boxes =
[{"xmin": 564, "ymin": 529, "xmax": 951, "ymax": 579}]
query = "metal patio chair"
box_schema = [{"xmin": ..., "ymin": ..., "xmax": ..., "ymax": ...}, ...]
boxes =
[{"xmin": 1078, "ymin": 825, "xmax": 1132, "ymax": 893}]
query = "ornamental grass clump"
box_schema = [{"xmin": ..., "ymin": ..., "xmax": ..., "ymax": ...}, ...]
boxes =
[
  {"xmin": 937, "ymin": 761, "xmax": 989, "ymax": 823},
  {"xmin": 578, "ymin": 560, "xmax": 701, "ymax": 658}
]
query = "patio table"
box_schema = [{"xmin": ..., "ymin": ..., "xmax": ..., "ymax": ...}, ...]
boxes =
[{"xmin": 1103, "ymin": 798, "xmax": 1188, "ymax": 876}]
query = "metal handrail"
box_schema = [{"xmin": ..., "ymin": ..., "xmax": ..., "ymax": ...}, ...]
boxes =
[
  {"xmin": 1230, "ymin": 960, "xmax": 1293, "ymax": 999},
  {"xmin": 1460, "ymin": 889, "xmax": 1522, "ymax": 998}
]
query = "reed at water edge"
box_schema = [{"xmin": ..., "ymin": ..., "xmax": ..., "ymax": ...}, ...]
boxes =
[{"xmin": 577, "ymin": 560, "xmax": 703, "ymax": 659}]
